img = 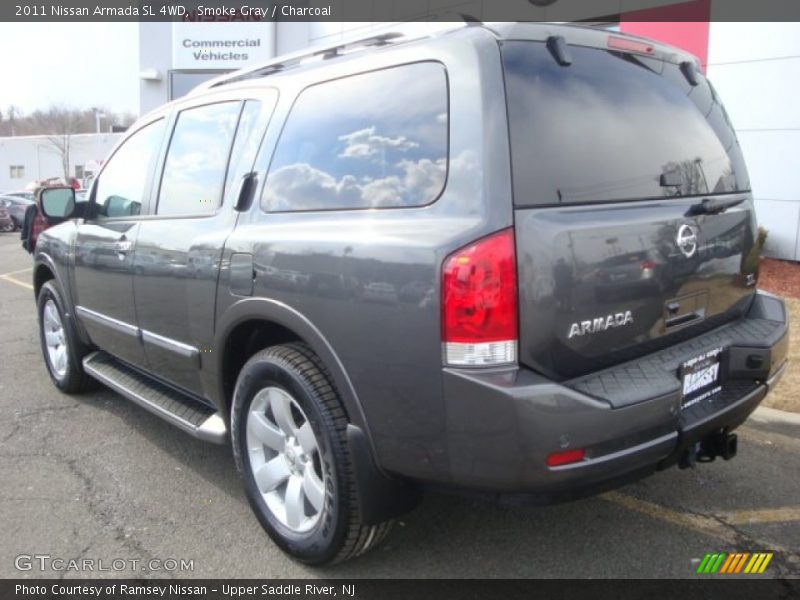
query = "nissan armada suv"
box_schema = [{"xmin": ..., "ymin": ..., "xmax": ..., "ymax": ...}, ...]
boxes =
[{"xmin": 33, "ymin": 22, "xmax": 789, "ymax": 564}]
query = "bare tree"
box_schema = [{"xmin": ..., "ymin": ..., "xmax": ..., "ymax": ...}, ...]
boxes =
[
  {"xmin": 48, "ymin": 133, "xmax": 73, "ymax": 181},
  {"xmin": 4, "ymin": 105, "xmax": 20, "ymax": 136},
  {"xmin": 1, "ymin": 105, "xmax": 134, "ymax": 138},
  {"xmin": 32, "ymin": 107, "xmax": 81, "ymax": 180}
]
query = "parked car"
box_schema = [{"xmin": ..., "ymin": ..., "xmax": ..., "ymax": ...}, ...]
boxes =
[
  {"xmin": 0, "ymin": 195, "xmax": 34, "ymax": 230},
  {"xmin": 32, "ymin": 22, "xmax": 788, "ymax": 565},
  {"xmin": 3, "ymin": 190, "xmax": 35, "ymax": 202},
  {"xmin": 0, "ymin": 206, "xmax": 13, "ymax": 232}
]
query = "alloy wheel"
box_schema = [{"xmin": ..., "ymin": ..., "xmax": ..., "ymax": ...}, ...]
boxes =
[
  {"xmin": 43, "ymin": 299, "xmax": 68, "ymax": 378},
  {"xmin": 246, "ymin": 386, "xmax": 327, "ymax": 533}
]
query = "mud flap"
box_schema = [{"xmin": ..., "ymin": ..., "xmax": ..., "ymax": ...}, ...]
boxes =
[{"xmin": 346, "ymin": 424, "xmax": 422, "ymax": 525}]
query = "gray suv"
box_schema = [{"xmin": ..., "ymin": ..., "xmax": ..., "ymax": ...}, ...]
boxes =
[{"xmin": 32, "ymin": 22, "xmax": 789, "ymax": 564}]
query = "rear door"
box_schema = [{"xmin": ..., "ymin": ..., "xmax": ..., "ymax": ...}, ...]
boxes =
[
  {"xmin": 132, "ymin": 91, "xmax": 277, "ymax": 396},
  {"xmin": 502, "ymin": 40, "xmax": 756, "ymax": 379}
]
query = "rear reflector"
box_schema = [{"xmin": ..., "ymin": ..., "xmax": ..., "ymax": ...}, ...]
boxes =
[
  {"xmin": 546, "ymin": 448, "xmax": 586, "ymax": 467},
  {"xmin": 607, "ymin": 36, "xmax": 655, "ymax": 55},
  {"xmin": 442, "ymin": 228, "xmax": 518, "ymax": 366}
]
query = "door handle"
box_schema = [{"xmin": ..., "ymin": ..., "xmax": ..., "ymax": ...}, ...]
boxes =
[{"xmin": 114, "ymin": 239, "xmax": 133, "ymax": 254}]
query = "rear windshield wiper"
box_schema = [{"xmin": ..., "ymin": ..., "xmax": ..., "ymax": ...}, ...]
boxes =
[{"xmin": 685, "ymin": 197, "xmax": 745, "ymax": 216}]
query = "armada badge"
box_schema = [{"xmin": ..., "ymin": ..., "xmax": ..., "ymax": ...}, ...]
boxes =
[{"xmin": 568, "ymin": 311, "xmax": 633, "ymax": 339}]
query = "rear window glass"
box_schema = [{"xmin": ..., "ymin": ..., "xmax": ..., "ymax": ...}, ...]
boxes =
[
  {"xmin": 502, "ymin": 41, "xmax": 750, "ymax": 206},
  {"xmin": 262, "ymin": 62, "xmax": 448, "ymax": 212}
]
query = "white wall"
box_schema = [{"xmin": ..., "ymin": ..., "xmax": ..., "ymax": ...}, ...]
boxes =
[
  {"xmin": 707, "ymin": 22, "xmax": 800, "ymax": 260},
  {"xmin": 0, "ymin": 133, "xmax": 121, "ymax": 192}
]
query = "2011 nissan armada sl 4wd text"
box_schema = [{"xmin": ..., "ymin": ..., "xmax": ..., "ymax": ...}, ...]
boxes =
[{"xmin": 33, "ymin": 22, "xmax": 789, "ymax": 564}]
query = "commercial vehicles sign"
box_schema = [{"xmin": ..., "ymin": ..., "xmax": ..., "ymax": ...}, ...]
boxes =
[{"xmin": 172, "ymin": 22, "xmax": 274, "ymax": 69}]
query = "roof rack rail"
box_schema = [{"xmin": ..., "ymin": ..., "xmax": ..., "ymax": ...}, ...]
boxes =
[{"xmin": 191, "ymin": 19, "xmax": 476, "ymax": 94}]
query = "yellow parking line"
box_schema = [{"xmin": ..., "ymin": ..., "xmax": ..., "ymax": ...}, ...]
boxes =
[
  {"xmin": 602, "ymin": 491, "xmax": 739, "ymax": 545},
  {"xmin": 601, "ymin": 492, "xmax": 800, "ymax": 569},
  {"xmin": 0, "ymin": 274, "xmax": 34, "ymax": 290},
  {"xmin": 0, "ymin": 266, "xmax": 32, "ymax": 277},
  {"xmin": 721, "ymin": 507, "xmax": 800, "ymax": 525}
]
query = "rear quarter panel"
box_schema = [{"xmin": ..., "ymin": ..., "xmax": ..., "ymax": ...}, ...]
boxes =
[{"xmin": 216, "ymin": 29, "xmax": 513, "ymax": 481}]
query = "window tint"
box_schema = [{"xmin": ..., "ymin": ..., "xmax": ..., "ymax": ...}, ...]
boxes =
[
  {"xmin": 95, "ymin": 119, "xmax": 164, "ymax": 218},
  {"xmin": 157, "ymin": 102, "xmax": 240, "ymax": 216},
  {"xmin": 262, "ymin": 62, "xmax": 448, "ymax": 212},
  {"xmin": 502, "ymin": 42, "xmax": 750, "ymax": 206}
]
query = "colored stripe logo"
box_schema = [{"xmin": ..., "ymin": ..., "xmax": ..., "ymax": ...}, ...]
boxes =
[{"xmin": 696, "ymin": 552, "xmax": 773, "ymax": 574}]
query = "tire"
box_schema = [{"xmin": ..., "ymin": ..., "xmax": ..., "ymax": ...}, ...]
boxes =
[
  {"xmin": 231, "ymin": 342, "xmax": 392, "ymax": 564},
  {"xmin": 0, "ymin": 221, "xmax": 14, "ymax": 233},
  {"xmin": 37, "ymin": 281, "xmax": 94, "ymax": 393}
]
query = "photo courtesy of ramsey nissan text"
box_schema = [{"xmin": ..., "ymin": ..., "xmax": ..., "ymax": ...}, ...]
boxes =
[{"xmin": 0, "ymin": 0, "xmax": 798, "ymax": 598}]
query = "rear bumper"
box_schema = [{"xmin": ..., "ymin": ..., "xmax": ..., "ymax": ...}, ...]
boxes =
[{"xmin": 433, "ymin": 291, "xmax": 788, "ymax": 501}]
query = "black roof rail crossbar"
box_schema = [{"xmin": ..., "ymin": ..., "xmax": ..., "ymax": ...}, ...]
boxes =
[
  {"xmin": 312, "ymin": 32, "xmax": 403, "ymax": 60},
  {"xmin": 192, "ymin": 32, "xmax": 404, "ymax": 91},
  {"xmin": 192, "ymin": 22, "xmax": 473, "ymax": 94},
  {"xmin": 197, "ymin": 31, "xmax": 424, "ymax": 92}
]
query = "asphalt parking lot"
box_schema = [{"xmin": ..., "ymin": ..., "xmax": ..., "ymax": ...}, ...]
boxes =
[{"xmin": 0, "ymin": 232, "xmax": 798, "ymax": 579}]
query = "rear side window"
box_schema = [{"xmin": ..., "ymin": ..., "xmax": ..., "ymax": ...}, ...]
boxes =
[
  {"xmin": 502, "ymin": 42, "xmax": 750, "ymax": 206},
  {"xmin": 157, "ymin": 102, "xmax": 240, "ymax": 216},
  {"xmin": 262, "ymin": 62, "xmax": 448, "ymax": 212}
]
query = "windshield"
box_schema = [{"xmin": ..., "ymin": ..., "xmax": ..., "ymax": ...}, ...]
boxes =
[{"xmin": 502, "ymin": 41, "xmax": 750, "ymax": 206}]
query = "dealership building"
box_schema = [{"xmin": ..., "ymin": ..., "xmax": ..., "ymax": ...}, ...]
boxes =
[{"xmin": 1, "ymin": 0, "xmax": 797, "ymax": 260}]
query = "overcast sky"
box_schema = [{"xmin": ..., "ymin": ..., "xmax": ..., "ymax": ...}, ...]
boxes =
[{"xmin": 0, "ymin": 23, "xmax": 139, "ymax": 116}]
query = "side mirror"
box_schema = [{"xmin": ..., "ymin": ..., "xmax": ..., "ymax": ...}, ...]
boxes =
[{"xmin": 40, "ymin": 188, "xmax": 76, "ymax": 219}]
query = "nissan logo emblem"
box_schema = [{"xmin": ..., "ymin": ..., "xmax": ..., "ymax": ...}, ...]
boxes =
[{"xmin": 677, "ymin": 224, "xmax": 698, "ymax": 258}]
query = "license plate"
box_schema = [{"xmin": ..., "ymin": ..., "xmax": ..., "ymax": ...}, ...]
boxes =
[{"xmin": 680, "ymin": 347, "xmax": 723, "ymax": 409}]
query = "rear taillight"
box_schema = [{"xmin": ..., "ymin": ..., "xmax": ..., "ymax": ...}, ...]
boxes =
[{"xmin": 441, "ymin": 228, "xmax": 518, "ymax": 366}]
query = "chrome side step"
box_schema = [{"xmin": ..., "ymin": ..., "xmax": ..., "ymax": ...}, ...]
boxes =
[{"xmin": 83, "ymin": 351, "xmax": 227, "ymax": 444}]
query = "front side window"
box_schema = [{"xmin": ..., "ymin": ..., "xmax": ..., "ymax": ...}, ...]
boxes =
[
  {"xmin": 157, "ymin": 102, "xmax": 240, "ymax": 216},
  {"xmin": 262, "ymin": 62, "xmax": 449, "ymax": 212},
  {"xmin": 94, "ymin": 119, "xmax": 165, "ymax": 218}
]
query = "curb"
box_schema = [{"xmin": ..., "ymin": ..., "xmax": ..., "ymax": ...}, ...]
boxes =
[{"xmin": 752, "ymin": 405, "xmax": 800, "ymax": 426}]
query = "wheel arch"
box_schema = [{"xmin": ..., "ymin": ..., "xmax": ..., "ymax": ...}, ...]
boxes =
[
  {"xmin": 33, "ymin": 262, "xmax": 55, "ymax": 299},
  {"xmin": 33, "ymin": 254, "xmax": 70, "ymax": 307},
  {"xmin": 213, "ymin": 297, "xmax": 375, "ymax": 455}
]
